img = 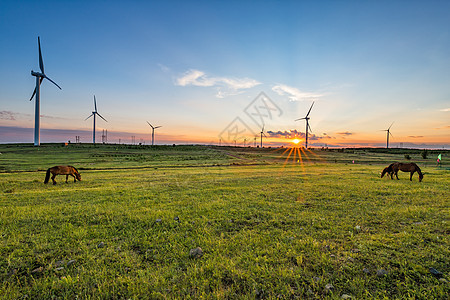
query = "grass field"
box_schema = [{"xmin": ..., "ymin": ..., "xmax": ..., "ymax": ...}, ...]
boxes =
[{"xmin": 0, "ymin": 144, "xmax": 448, "ymax": 299}]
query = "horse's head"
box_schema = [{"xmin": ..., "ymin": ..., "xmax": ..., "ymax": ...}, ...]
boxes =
[
  {"xmin": 381, "ymin": 167, "xmax": 388, "ymax": 178},
  {"xmin": 419, "ymin": 173, "xmax": 424, "ymax": 182},
  {"xmin": 75, "ymin": 171, "xmax": 81, "ymax": 181}
]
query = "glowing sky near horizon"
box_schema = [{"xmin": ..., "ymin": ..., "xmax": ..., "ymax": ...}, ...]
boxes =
[{"xmin": 0, "ymin": 0, "xmax": 449, "ymax": 148}]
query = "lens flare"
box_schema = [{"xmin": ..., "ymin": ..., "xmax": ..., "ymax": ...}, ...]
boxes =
[{"xmin": 292, "ymin": 139, "xmax": 300, "ymax": 145}]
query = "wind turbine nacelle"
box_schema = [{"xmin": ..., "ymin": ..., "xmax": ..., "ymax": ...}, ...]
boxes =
[{"xmin": 31, "ymin": 70, "xmax": 44, "ymax": 77}]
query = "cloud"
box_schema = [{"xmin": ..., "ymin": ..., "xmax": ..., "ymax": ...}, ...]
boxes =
[
  {"xmin": 440, "ymin": 108, "xmax": 450, "ymax": 112},
  {"xmin": 267, "ymin": 129, "xmax": 321, "ymax": 140},
  {"xmin": 434, "ymin": 125, "xmax": 450, "ymax": 130},
  {"xmin": 322, "ymin": 133, "xmax": 336, "ymax": 139},
  {"xmin": 272, "ymin": 84, "xmax": 323, "ymax": 101},
  {"xmin": 175, "ymin": 69, "xmax": 261, "ymax": 98},
  {"xmin": 408, "ymin": 135, "xmax": 424, "ymax": 138},
  {"xmin": 336, "ymin": 131, "xmax": 353, "ymax": 136},
  {"xmin": 158, "ymin": 63, "xmax": 170, "ymax": 73},
  {"xmin": 0, "ymin": 111, "xmax": 17, "ymax": 120}
]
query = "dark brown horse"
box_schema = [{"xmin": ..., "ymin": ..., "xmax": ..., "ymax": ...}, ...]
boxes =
[
  {"xmin": 381, "ymin": 162, "xmax": 423, "ymax": 182},
  {"xmin": 44, "ymin": 166, "xmax": 81, "ymax": 185},
  {"xmin": 380, "ymin": 163, "xmax": 395, "ymax": 179}
]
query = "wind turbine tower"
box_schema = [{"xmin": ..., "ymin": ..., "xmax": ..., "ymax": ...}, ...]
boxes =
[
  {"xmin": 146, "ymin": 121, "xmax": 162, "ymax": 146},
  {"xmin": 29, "ymin": 36, "xmax": 62, "ymax": 146},
  {"xmin": 260, "ymin": 125, "xmax": 267, "ymax": 148},
  {"xmin": 85, "ymin": 95, "xmax": 107, "ymax": 144},
  {"xmin": 295, "ymin": 101, "xmax": 314, "ymax": 149},
  {"xmin": 383, "ymin": 122, "xmax": 394, "ymax": 149}
]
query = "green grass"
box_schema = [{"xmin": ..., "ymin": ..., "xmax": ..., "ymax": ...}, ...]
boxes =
[{"xmin": 0, "ymin": 144, "xmax": 448, "ymax": 299}]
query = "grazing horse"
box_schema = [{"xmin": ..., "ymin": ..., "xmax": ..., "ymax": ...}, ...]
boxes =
[
  {"xmin": 391, "ymin": 162, "xmax": 423, "ymax": 182},
  {"xmin": 44, "ymin": 165, "xmax": 81, "ymax": 185},
  {"xmin": 381, "ymin": 163, "xmax": 395, "ymax": 179}
]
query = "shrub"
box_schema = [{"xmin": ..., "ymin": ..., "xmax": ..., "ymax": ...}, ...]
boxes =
[
  {"xmin": 404, "ymin": 154, "xmax": 411, "ymax": 160},
  {"xmin": 421, "ymin": 149, "xmax": 428, "ymax": 159}
]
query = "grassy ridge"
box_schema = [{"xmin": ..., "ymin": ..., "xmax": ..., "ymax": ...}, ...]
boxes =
[{"xmin": 0, "ymin": 144, "xmax": 448, "ymax": 298}]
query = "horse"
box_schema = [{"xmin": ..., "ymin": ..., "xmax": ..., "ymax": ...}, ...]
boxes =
[
  {"xmin": 388, "ymin": 162, "xmax": 423, "ymax": 182},
  {"xmin": 380, "ymin": 163, "xmax": 395, "ymax": 179},
  {"xmin": 44, "ymin": 165, "xmax": 81, "ymax": 185}
]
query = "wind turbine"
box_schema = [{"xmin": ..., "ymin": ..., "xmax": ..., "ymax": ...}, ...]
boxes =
[
  {"xmin": 85, "ymin": 95, "xmax": 107, "ymax": 144},
  {"xmin": 30, "ymin": 36, "xmax": 62, "ymax": 146},
  {"xmin": 146, "ymin": 121, "xmax": 162, "ymax": 146},
  {"xmin": 260, "ymin": 125, "xmax": 267, "ymax": 148},
  {"xmin": 383, "ymin": 122, "xmax": 394, "ymax": 149},
  {"xmin": 295, "ymin": 101, "xmax": 314, "ymax": 149}
]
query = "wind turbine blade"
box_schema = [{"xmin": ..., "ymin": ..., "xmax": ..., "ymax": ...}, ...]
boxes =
[
  {"xmin": 43, "ymin": 75, "xmax": 62, "ymax": 90},
  {"xmin": 29, "ymin": 88, "xmax": 36, "ymax": 101},
  {"xmin": 262, "ymin": 125, "xmax": 265, "ymax": 132},
  {"xmin": 94, "ymin": 95, "xmax": 97, "ymax": 112},
  {"xmin": 388, "ymin": 122, "xmax": 394, "ymax": 130},
  {"xmin": 96, "ymin": 112, "xmax": 108, "ymax": 122},
  {"xmin": 154, "ymin": 126, "xmax": 162, "ymax": 129},
  {"xmin": 305, "ymin": 101, "xmax": 314, "ymax": 117},
  {"xmin": 147, "ymin": 121, "xmax": 154, "ymax": 129},
  {"xmin": 29, "ymin": 78, "xmax": 44, "ymax": 101},
  {"xmin": 295, "ymin": 117, "xmax": 306, "ymax": 121},
  {"xmin": 308, "ymin": 124, "xmax": 313, "ymax": 133},
  {"xmin": 85, "ymin": 114, "xmax": 93, "ymax": 121},
  {"xmin": 38, "ymin": 37, "xmax": 44, "ymax": 74},
  {"xmin": 389, "ymin": 132, "xmax": 393, "ymax": 137}
]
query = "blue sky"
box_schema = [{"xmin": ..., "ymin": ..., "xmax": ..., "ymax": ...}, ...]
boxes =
[{"xmin": 0, "ymin": 0, "xmax": 449, "ymax": 147}]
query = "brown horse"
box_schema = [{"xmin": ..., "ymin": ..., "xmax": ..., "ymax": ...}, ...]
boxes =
[
  {"xmin": 381, "ymin": 163, "xmax": 395, "ymax": 179},
  {"xmin": 44, "ymin": 166, "xmax": 81, "ymax": 185},
  {"xmin": 385, "ymin": 162, "xmax": 423, "ymax": 182}
]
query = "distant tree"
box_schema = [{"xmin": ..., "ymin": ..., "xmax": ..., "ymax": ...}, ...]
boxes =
[
  {"xmin": 421, "ymin": 149, "xmax": 428, "ymax": 159},
  {"xmin": 404, "ymin": 154, "xmax": 411, "ymax": 160}
]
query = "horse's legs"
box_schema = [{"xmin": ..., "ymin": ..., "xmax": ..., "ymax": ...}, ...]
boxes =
[
  {"xmin": 410, "ymin": 171, "xmax": 415, "ymax": 181},
  {"xmin": 66, "ymin": 175, "xmax": 69, "ymax": 183},
  {"xmin": 71, "ymin": 174, "xmax": 76, "ymax": 182},
  {"xmin": 395, "ymin": 171, "xmax": 399, "ymax": 180},
  {"xmin": 51, "ymin": 174, "xmax": 57, "ymax": 185}
]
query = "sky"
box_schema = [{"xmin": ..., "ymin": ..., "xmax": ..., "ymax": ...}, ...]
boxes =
[{"xmin": 0, "ymin": 0, "xmax": 449, "ymax": 148}]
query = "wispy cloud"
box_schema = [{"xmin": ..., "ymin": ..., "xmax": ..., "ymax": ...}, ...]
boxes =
[
  {"xmin": 336, "ymin": 131, "xmax": 353, "ymax": 136},
  {"xmin": 272, "ymin": 84, "xmax": 323, "ymax": 101},
  {"xmin": 439, "ymin": 108, "xmax": 450, "ymax": 112},
  {"xmin": 0, "ymin": 111, "xmax": 18, "ymax": 120},
  {"xmin": 0, "ymin": 111, "xmax": 64, "ymax": 121},
  {"xmin": 175, "ymin": 69, "xmax": 261, "ymax": 98},
  {"xmin": 267, "ymin": 129, "xmax": 322, "ymax": 141},
  {"xmin": 434, "ymin": 125, "xmax": 450, "ymax": 130},
  {"xmin": 408, "ymin": 135, "xmax": 424, "ymax": 138},
  {"xmin": 158, "ymin": 63, "xmax": 170, "ymax": 73}
]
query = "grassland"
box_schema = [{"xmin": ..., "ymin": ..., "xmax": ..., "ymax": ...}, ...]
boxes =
[{"xmin": 0, "ymin": 144, "xmax": 448, "ymax": 299}]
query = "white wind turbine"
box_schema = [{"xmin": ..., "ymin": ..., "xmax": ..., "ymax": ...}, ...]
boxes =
[
  {"xmin": 146, "ymin": 121, "xmax": 162, "ymax": 146},
  {"xmin": 85, "ymin": 96, "xmax": 107, "ymax": 144},
  {"xmin": 295, "ymin": 101, "xmax": 314, "ymax": 149},
  {"xmin": 382, "ymin": 122, "xmax": 394, "ymax": 149},
  {"xmin": 260, "ymin": 125, "xmax": 267, "ymax": 148},
  {"xmin": 30, "ymin": 36, "xmax": 62, "ymax": 146}
]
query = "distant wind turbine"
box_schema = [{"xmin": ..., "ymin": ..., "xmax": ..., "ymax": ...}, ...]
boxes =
[
  {"xmin": 85, "ymin": 95, "xmax": 107, "ymax": 144},
  {"xmin": 295, "ymin": 101, "xmax": 314, "ymax": 149},
  {"xmin": 382, "ymin": 122, "xmax": 394, "ymax": 149},
  {"xmin": 146, "ymin": 121, "xmax": 162, "ymax": 146},
  {"xmin": 260, "ymin": 125, "xmax": 267, "ymax": 148},
  {"xmin": 30, "ymin": 36, "xmax": 62, "ymax": 146}
]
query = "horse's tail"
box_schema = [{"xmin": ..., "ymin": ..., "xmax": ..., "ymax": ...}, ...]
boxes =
[{"xmin": 44, "ymin": 168, "xmax": 51, "ymax": 184}]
